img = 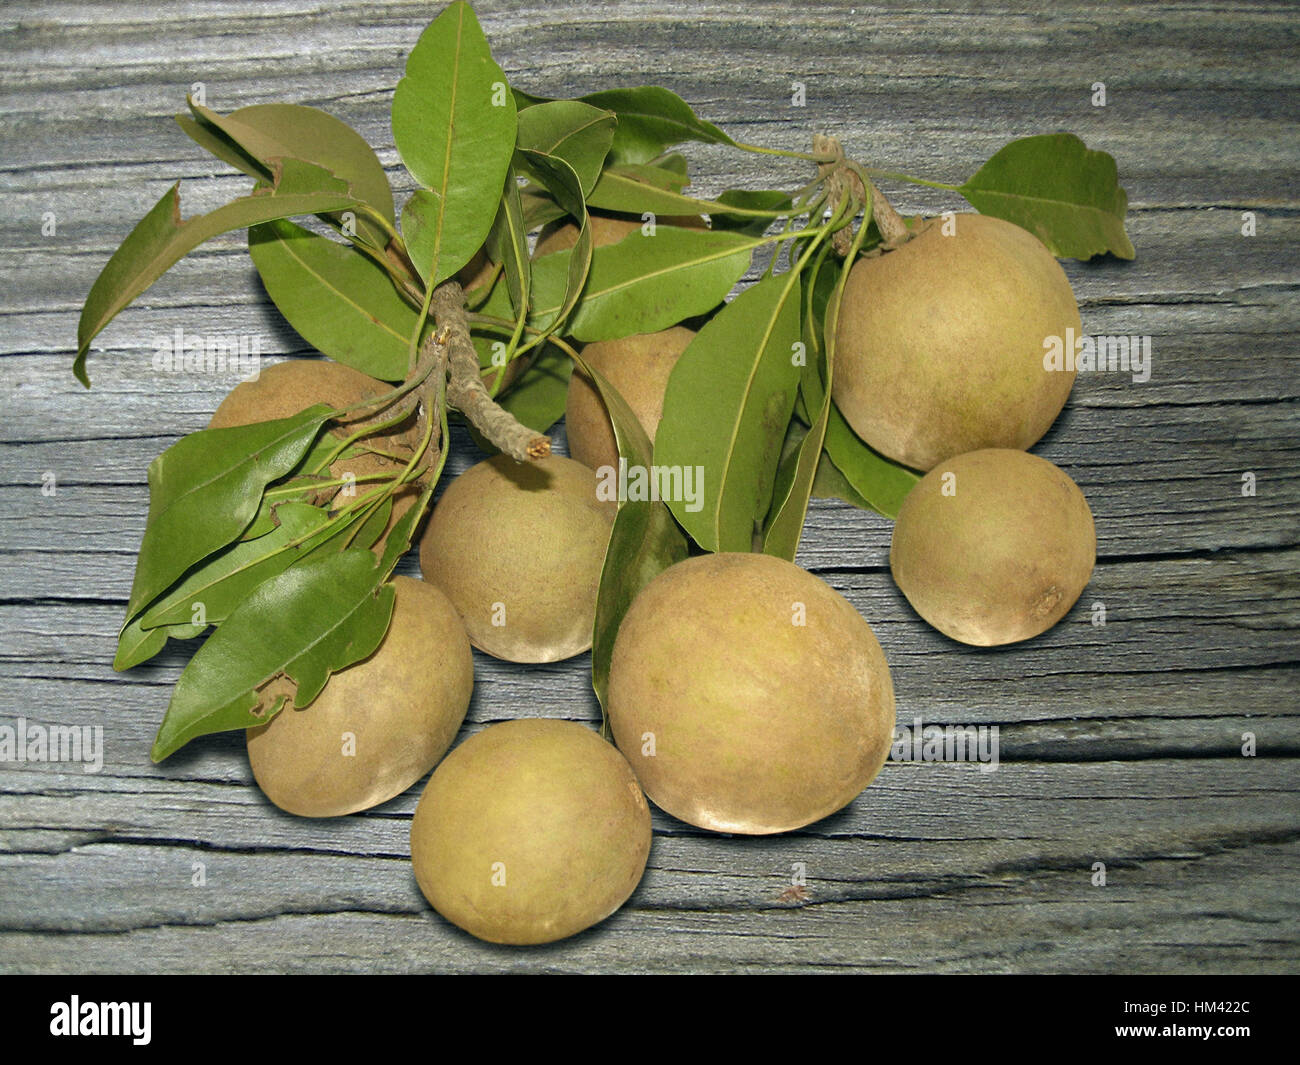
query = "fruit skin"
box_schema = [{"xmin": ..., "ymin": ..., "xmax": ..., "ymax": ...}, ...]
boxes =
[
  {"xmin": 209, "ymin": 359, "xmax": 421, "ymax": 552},
  {"xmin": 418, "ymin": 454, "xmax": 616, "ymax": 663},
  {"xmin": 833, "ymin": 213, "xmax": 1081, "ymax": 472},
  {"xmin": 565, "ymin": 326, "xmax": 695, "ymax": 474},
  {"xmin": 890, "ymin": 448, "xmax": 1096, "ymax": 646},
  {"xmin": 607, "ymin": 552, "xmax": 896, "ymax": 835},
  {"xmin": 410, "ymin": 719, "xmax": 651, "ymax": 945},
  {"xmin": 246, "ymin": 576, "xmax": 474, "ymax": 817},
  {"xmin": 534, "ymin": 211, "xmax": 708, "ymax": 258}
]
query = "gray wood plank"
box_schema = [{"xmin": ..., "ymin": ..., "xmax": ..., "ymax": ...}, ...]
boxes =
[{"xmin": 0, "ymin": 0, "xmax": 1296, "ymax": 973}]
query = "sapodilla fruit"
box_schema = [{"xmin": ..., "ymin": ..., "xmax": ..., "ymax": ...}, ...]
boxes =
[
  {"xmin": 209, "ymin": 359, "xmax": 421, "ymax": 553},
  {"xmin": 246, "ymin": 577, "xmax": 473, "ymax": 817},
  {"xmin": 608, "ymin": 552, "xmax": 896, "ymax": 834},
  {"xmin": 833, "ymin": 213, "xmax": 1081, "ymax": 471},
  {"xmin": 410, "ymin": 719, "xmax": 651, "ymax": 945},
  {"xmin": 565, "ymin": 326, "xmax": 695, "ymax": 475},
  {"xmin": 890, "ymin": 448, "xmax": 1095, "ymax": 646},
  {"xmin": 418, "ymin": 454, "xmax": 616, "ymax": 662},
  {"xmin": 534, "ymin": 211, "xmax": 708, "ymax": 258}
]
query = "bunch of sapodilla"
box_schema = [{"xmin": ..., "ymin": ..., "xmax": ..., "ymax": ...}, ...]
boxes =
[{"xmin": 208, "ymin": 355, "xmax": 647, "ymax": 946}]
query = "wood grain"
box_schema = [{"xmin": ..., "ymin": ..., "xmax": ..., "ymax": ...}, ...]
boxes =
[{"xmin": 0, "ymin": 0, "xmax": 1297, "ymax": 973}]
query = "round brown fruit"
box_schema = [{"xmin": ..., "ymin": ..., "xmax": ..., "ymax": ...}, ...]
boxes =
[
  {"xmin": 533, "ymin": 211, "xmax": 708, "ymax": 258},
  {"xmin": 246, "ymin": 576, "xmax": 473, "ymax": 817},
  {"xmin": 833, "ymin": 213, "xmax": 1081, "ymax": 471},
  {"xmin": 209, "ymin": 359, "xmax": 421, "ymax": 553},
  {"xmin": 890, "ymin": 448, "xmax": 1095, "ymax": 646},
  {"xmin": 410, "ymin": 719, "xmax": 652, "ymax": 945},
  {"xmin": 608, "ymin": 552, "xmax": 896, "ymax": 835},
  {"xmin": 418, "ymin": 454, "xmax": 616, "ymax": 662},
  {"xmin": 565, "ymin": 325, "xmax": 695, "ymax": 474}
]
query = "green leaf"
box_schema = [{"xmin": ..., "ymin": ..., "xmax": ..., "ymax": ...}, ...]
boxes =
[
  {"xmin": 811, "ymin": 450, "xmax": 875, "ymax": 509},
  {"xmin": 485, "ymin": 163, "xmax": 531, "ymax": 325},
  {"xmin": 179, "ymin": 100, "xmax": 395, "ymax": 247},
  {"xmin": 150, "ymin": 549, "xmax": 396, "ymax": 761},
  {"xmin": 379, "ymin": 486, "xmax": 434, "ymax": 575},
  {"xmin": 113, "ymin": 616, "xmax": 205, "ymax": 672},
  {"xmin": 957, "ymin": 133, "xmax": 1135, "ymax": 260},
  {"xmin": 137, "ymin": 502, "xmax": 333, "ymax": 630},
  {"xmin": 495, "ymin": 344, "xmax": 574, "ymax": 434},
  {"xmin": 248, "ymin": 219, "xmax": 420, "ymax": 382},
  {"xmin": 711, "ymin": 189, "xmax": 793, "ymax": 236},
  {"xmin": 530, "ymin": 228, "xmax": 753, "ymax": 342},
  {"xmin": 762, "ymin": 280, "xmax": 834, "ymax": 560},
  {"xmin": 123, "ymin": 408, "xmax": 331, "ymax": 632},
  {"xmin": 514, "ymin": 148, "xmax": 593, "ymax": 346},
  {"xmin": 392, "ymin": 0, "xmax": 518, "ymax": 285},
  {"xmin": 654, "ymin": 272, "xmax": 803, "ymax": 552},
  {"xmin": 518, "ymin": 86, "xmax": 734, "ymax": 165},
  {"xmin": 516, "ymin": 101, "xmax": 617, "ymax": 197},
  {"xmin": 75, "ymin": 159, "xmax": 359, "ymax": 385},
  {"xmin": 585, "ymin": 164, "xmax": 718, "ymax": 218},
  {"xmin": 580, "ymin": 354, "xmax": 689, "ymax": 716},
  {"xmin": 821, "ymin": 404, "xmax": 921, "ymax": 519}
]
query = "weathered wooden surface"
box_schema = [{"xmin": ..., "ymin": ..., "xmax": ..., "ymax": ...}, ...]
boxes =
[{"xmin": 0, "ymin": 1, "xmax": 1297, "ymax": 973}]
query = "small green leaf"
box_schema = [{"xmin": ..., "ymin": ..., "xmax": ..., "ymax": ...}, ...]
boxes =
[
  {"xmin": 530, "ymin": 228, "xmax": 753, "ymax": 342},
  {"xmin": 821, "ymin": 404, "xmax": 921, "ymax": 518},
  {"xmin": 123, "ymin": 408, "xmax": 331, "ymax": 631},
  {"xmin": 516, "ymin": 101, "xmax": 617, "ymax": 196},
  {"xmin": 957, "ymin": 133, "xmax": 1135, "ymax": 260},
  {"xmin": 654, "ymin": 272, "xmax": 803, "ymax": 552},
  {"xmin": 113, "ymin": 616, "xmax": 204, "ymax": 672},
  {"xmin": 392, "ymin": 0, "xmax": 517, "ymax": 285},
  {"xmin": 150, "ymin": 549, "xmax": 396, "ymax": 761},
  {"xmin": 249, "ymin": 219, "xmax": 420, "ymax": 382},
  {"xmin": 75, "ymin": 159, "xmax": 359, "ymax": 385}
]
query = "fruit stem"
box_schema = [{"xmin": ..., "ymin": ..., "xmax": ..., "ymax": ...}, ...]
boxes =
[
  {"xmin": 867, "ymin": 180, "xmax": 910, "ymax": 247},
  {"xmin": 435, "ymin": 280, "xmax": 551, "ymax": 463}
]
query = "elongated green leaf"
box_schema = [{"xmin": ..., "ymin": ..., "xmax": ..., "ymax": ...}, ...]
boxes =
[
  {"xmin": 581, "ymin": 355, "xmax": 689, "ymax": 716},
  {"xmin": 515, "ymin": 85, "xmax": 734, "ymax": 165},
  {"xmin": 123, "ymin": 408, "xmax": 330, "ymax": 630},
  {"xmin": 181, "ymin": 101, "xmax": 395, "ymax": 245},
  {"xmin": 515, "ymin": 148, "xmax": 592, "ymax": 345},
  {"xmin": 485, "ymin": 164, "xmax": 531, "ymax": 325},
  {"xmin": 958, "ymin": 133, "xmax": 1134, "ymax": 260},
  {"xmin": 248, "ymin": 219, "xmax": 419, "ymax": 382},
  {"xmin": 138, "ymin": 502, "xmax": 333, "ymax": 629},
  {"xmin": 530, "ymin": 228, "xmax": 754, "ymax": 342},
  {"xmin": 654, "ymin": 272, "xmax": 803, "ymax": 551},
  {"xmin": 763, "ymin": 290, "xmax": 833, "ymax": 559},
  {"xmin": 516, "ymin": 101, "xmax": 616, "ymax": 196},
  {"xmin": 150, "ymin": 549, "xmax": 396, "ymax": 761},
  {"xmin": 75, "ymin": 159, "xmax": 358, "ymax": 385},
  {"xmin": 392, "ymin": 0, "xmax": 517, "ymax": 284}
]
